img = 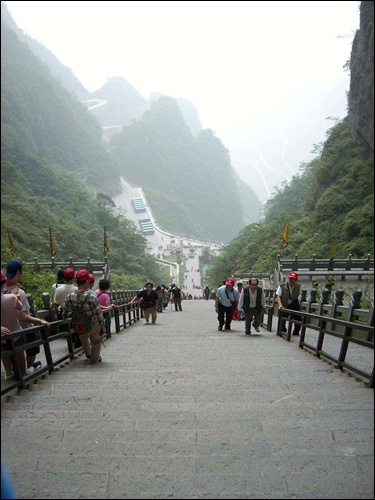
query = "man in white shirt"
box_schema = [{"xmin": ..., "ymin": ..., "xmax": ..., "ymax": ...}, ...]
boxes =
[{"xmin": 53, "ymin": 268, "xmax": 77, "ymax": 319}]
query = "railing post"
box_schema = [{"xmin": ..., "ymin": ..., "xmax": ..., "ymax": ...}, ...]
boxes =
[
  {"xmin": 331, "ymin": 289, "xmax": 344, "ymax": 331},
  {"xmin": 364, "ymin": 254, "xmax": 371, "ymax": 271},
  {"xmin": 292, "ymin": 254, "xmax": 298, "ymax": 271},
  {"xmin": 337, "ymin": 290, "xmax": 362, "ymax": 370},
  {"xmin": 308, "ymin": 288, "xmax": 318, "ymax": 306},
  {"xmin": 352, "ymin": 289, "xmax": 362, "ymax": 309},
  {"xmin": 316, "ymin": 288, "xmax": 330, "ymax": 356},
  {"xmin": 345, "ymin": 254, "xmax": 352, "ymax": 271},
  {"xmin": 310, "ymin": 254, "xmax": 316, "ymax": 271}
]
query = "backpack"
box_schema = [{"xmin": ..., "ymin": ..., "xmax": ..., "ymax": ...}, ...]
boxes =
[{"xmin": 69, "ymin": 293, "xmax": 92, "ymax": 334}]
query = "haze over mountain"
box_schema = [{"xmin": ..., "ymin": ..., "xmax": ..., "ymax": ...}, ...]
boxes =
[
  {"xmin": 1, "ymin": 1, "xmax": 372, "ymax": 280},
  {"xmin": 2, "ymin": 1, "xmax": 358, "ymax": 204},
  {"xmin": 1, "ymin": 2, "xmax": 262, "ymax": 244}
]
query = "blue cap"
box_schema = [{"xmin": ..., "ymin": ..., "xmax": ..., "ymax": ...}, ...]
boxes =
[{"xmin": 5, "ymin": 259, "xmax": 23, "ymax": 279}]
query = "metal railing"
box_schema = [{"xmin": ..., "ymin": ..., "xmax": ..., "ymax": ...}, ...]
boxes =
[
  {"xmin": 1, "ymin": 300, "xmax": 142, "ymax": 397},
  {"xmin": 275, "ymin": 308, "xmax": 374, "ymax": 388}
]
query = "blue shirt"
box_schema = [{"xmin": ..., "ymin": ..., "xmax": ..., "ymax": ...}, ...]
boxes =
[{"xmin": 216, "ymin": 285, "xmax": 239, "ymax": 307}]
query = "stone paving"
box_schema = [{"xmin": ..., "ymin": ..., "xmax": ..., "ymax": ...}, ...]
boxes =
[{"xmin": 1, "ymin": 300, "xmax": 374, "ymax": 499}]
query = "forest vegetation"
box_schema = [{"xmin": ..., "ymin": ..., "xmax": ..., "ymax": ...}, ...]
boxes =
[{"xmin": 1, "ymin": 2, "xmax": 373, "ymax": 306}]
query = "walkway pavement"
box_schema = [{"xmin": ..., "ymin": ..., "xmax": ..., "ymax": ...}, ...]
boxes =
[{"xmin": 1, "ymin": 300, "xmax": 374, "ymax": 499}]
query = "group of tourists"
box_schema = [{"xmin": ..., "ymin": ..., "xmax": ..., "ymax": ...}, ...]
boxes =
[
  {"xmin": 214, "ymin": 272, "xmax": 301, "ymax": 335},
  {"xmin": 1, "ymin": 259, "xmax": 120, "ymax": 379},
  {"xmin": 130, "ymin": 283, "xmax": 184, "ymax": 324},
  {"xmin": 2, "ymin": 258, "xmax": 302, "ymax": 380}
]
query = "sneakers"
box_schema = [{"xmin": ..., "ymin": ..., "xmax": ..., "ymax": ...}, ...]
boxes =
[
  {"xmin": 218, "ymin": 326, "xmax": 223, "ymax": 331},
  {"xmin": 224, "ymin": 327, "xmax": 231, "ymax": 331},
  {"xmin": 254, "ymin": 327, "xmax": 260, "ymax": 333},
  {"xmin": 25, "ymin": 361, "xmax": 42, "ymax": 375},
  {"xmin": 245, "ymin": 332, "xmax": 251, "ymax": 336}
]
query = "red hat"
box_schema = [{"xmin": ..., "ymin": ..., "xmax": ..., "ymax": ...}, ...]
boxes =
[
  {"xmin": 63, "ymin": 268, "xmax": 76, "ymax": 280},
  {"xmin": 225, "ymin": 278, "xmax": 235, "ymax": 286},
  {"xmin": 288, "ymin": 271, "xmax": 298, "ymax": 280},
  {"xmin": 76, "ymin": 269, "xmax": 90, "ymax": 282},
  {"xmin": 88, "ymin": 274, "xmax": 95, "ymax": 283}
]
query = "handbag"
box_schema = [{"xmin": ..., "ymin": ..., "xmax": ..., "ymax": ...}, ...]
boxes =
[{"xmin": 232, "ymin": 310, "xmax": 240, "ymax": 321}]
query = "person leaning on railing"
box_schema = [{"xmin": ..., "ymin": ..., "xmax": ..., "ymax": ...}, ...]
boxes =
[
  {"xmin": 276, "ymin": 271, "xmax": 302, "ymax": 336},
  {"xmin": 130, "ymin": 282, "xmax": 158, "ymax": 325}
]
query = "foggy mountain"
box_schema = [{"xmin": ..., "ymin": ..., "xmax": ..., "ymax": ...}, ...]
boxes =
[
  {"xmin": 224, "ymin": 77, "xmax": 350, "ymax": 203},
  {"xmin": 1, "ymin": 4, "xmax": 262, "ymax": 243},
  {"xmin": 1, "ymin": 1, "xmax": 352, "ymax": 208}
]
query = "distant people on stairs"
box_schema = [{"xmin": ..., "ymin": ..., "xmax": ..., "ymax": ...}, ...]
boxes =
[
  {"xmin": 171, "ymin": 285, "xmax": 183, "ymax": 311},
  {"xmin": 215, "ymin": 278, "xmax": 239, "ymax": 331},
  {"xmin": 156, "ymin": 286, "xmax": 164, "ymax": 313}
]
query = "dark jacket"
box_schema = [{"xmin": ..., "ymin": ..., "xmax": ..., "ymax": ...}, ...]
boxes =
[
  {"xmin": 279, "ymin": 282, "xmax": 301, "ymax": 309},
  {"xmin": 137, "ymin": 289, "xmax": 158, "ymax": 308},
  {"xmin": 242, "ymin": 286, "xmax": 263, "ymax": 312}
]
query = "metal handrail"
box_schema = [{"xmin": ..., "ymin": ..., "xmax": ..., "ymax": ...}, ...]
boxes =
[{"xmin": 276, "ymin": 308, "xmax": 374, "ymax": 387}]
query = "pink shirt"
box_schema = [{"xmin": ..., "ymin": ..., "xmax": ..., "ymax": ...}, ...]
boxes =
[
  {"xmin": 1, "ymin": 294, "xmax": 22, "ymax": 332},
  {"xmin": 95, "ymin": 289, "xmax": 110, "ymax": 307}
]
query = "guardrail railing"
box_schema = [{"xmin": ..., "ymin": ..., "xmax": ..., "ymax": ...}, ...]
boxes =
[
  {"xmin": 1, "ymin": 300, "xmax": 141, "ymax": 397},
  {"xmin": 275, "ymin": 308, "xmax": 374, "ymax": 388}
]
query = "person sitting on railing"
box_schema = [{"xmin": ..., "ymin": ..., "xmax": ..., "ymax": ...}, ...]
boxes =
[{"xmin": 276, "ymin": 271, "xmax": 302, "ymax": 336}]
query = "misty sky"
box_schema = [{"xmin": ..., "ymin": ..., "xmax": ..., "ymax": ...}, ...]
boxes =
[{"xmin": 4, "ymin": 0, "xmax": 360, "ymax": 202}]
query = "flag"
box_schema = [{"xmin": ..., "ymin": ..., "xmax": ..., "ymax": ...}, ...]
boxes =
[
  {"xmin": 328, "ymin": 242, "xmax": 336, "ymax": 270},
  {"xmin": 7, "ymin": 228, "xmax": 15, "ymax": 256},
  {"xmin": 104, "ymin": 227, "xmax": 109, "ymax": 254},
  {"xmin": 330, "ymin": 242, "xmax": 337, "ymax": 259},
  {"xmin": 282, "ymin": 223, "xmax": 289, "ymax": 249},
  {"xmin": 49, "ymin": 226, "xmax": 57, "ymax": 256}
]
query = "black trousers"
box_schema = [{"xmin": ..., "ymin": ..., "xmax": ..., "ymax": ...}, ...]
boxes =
[
  {"xmin": 218, "ymin": 303, "xmax": 233, "ymax": 329},
  {"xmin": 280, "ymin": 300, "xmax": 301, "ymax": 334}
]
